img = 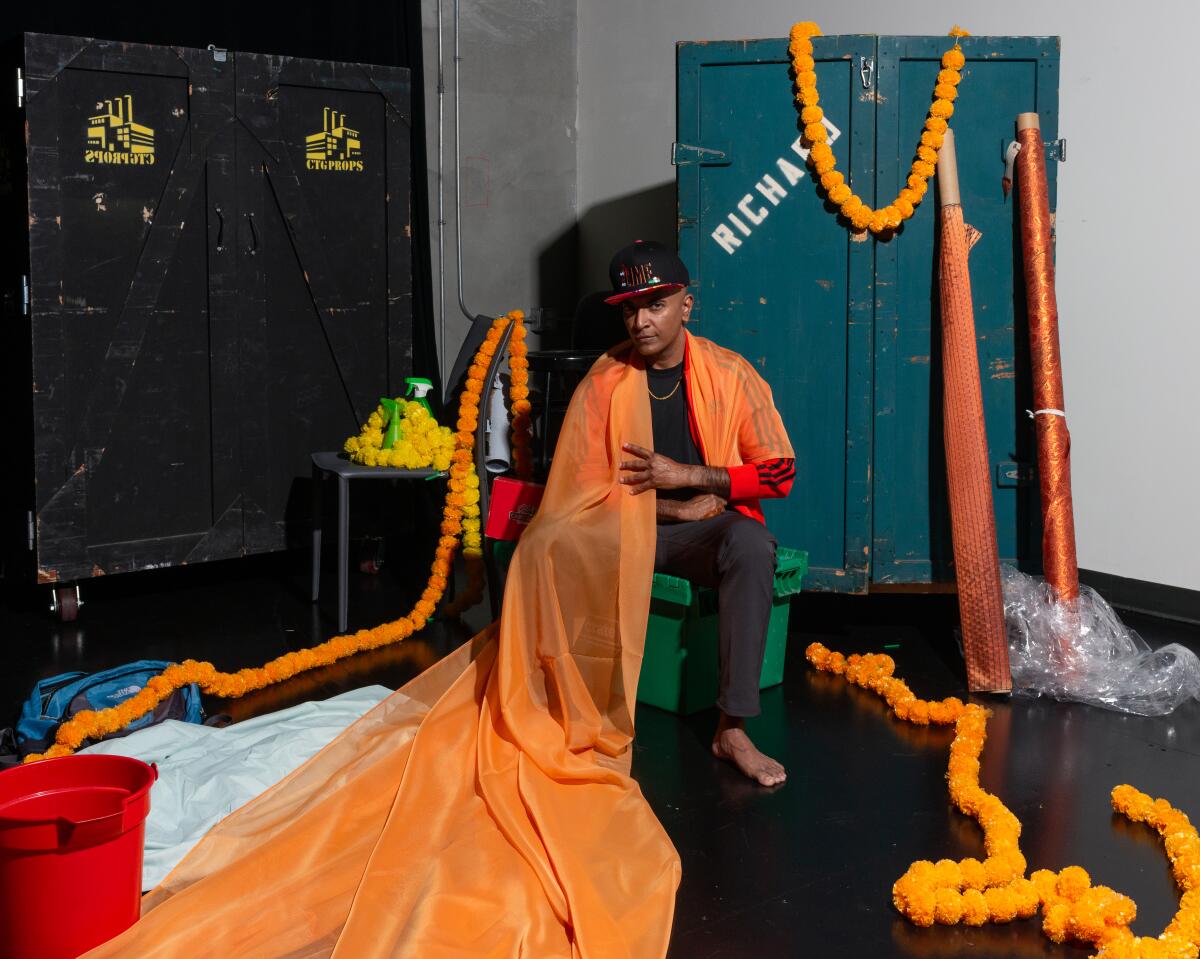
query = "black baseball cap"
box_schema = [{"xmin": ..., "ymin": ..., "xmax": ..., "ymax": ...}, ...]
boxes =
[{"xmin": 604, "ymin": 240, "xmax": 690, "ymax": 305}]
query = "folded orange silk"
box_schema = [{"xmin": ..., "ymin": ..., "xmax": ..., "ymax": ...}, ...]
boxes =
[{"xmin": 83, "ymin": 332, "xmax": 791, "ymax": 959}]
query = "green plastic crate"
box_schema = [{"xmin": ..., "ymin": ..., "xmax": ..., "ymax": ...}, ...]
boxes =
[
  {"xmin": 638, "ymin": 546, "xmax": 808, "ymax": 715},
  {"xmin": 491, "ymin": 539, "xmax": 807, "ymax": 715}
]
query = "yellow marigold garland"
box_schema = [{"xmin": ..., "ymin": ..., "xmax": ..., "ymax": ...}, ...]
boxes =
[
  {"xmin": 807, "ymin": 642, "xmax": 1200, "ymax": 958},
  {"xmin": 25, "ymin": 310, "xmax": 532, "ymax": 763},
  {"xmin": 790, "ymin": 22, "xmax": 970, "ymax": 234}
]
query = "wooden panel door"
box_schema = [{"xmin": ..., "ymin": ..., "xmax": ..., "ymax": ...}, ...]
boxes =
[
  {"xmin": 24, "ymin": 34, "xmax": 239, "ymax": 582},
  {"xmin": 676, "ymin": 36, "xmax": 876, "ymax": 592},
  {"xmin": 871, "ymin": 36, "xmax": 1059, "ymax": 584},
  {"xmin": 24, "ymin": 34, "xmax": 413, "ymax": 581},
  {"xmin": 233, "ymin": 51, "xmax": 413, "ymax": 554}
]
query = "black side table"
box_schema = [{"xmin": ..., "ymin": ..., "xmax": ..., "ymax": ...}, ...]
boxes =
[{"xmin": 311, "ymin": 452, "xmax": 442, "ymax": 632}]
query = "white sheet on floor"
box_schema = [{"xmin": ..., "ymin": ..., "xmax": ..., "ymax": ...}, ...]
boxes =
[{"xmin": 82, "ymin": 685, "xmax": 395, "ymax": 889}]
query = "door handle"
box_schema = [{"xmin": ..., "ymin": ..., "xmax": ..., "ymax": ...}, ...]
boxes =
[
  {"xmin": 245, "ymin": 212, "xmax": 258, "ymax": 255},
  {"xmin": 215, "ymin": 204, "xmax": 225, "ymax": 252}
]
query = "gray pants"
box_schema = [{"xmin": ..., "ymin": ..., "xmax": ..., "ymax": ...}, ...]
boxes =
[{"xmin": 654, "ymin": 511, "xmax": 778, "ymax": 717}]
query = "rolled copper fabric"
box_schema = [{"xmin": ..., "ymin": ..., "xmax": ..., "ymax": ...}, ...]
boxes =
[
  {"xmin": 937, "ymin": 130, "xmax": 1012, "ymax": 693},
  {"xmin": 1016, "ymin": 113, "xmax": 1079, "ymax": 603}
]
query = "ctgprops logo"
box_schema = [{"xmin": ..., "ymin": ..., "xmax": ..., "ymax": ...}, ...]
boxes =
[
  {"xmin": 509, "ymin": 504, "xmax": 537, "ymax": 526},
  {"xmin": 85, "ymin": 95, "xmax": 155, "ymax": 165},
  {"xmin": 305, "ymin": 107, "xmax": 364, "ymax": 172}
]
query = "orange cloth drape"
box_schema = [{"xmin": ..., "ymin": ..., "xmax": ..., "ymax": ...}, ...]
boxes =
[{"xmin": 82, "ymin": 332, "xmax": 791, "ymax": 959}]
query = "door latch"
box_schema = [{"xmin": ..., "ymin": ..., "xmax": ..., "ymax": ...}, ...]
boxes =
[
  {"xmin": 1046, "ymin": 138, "xmax": 1066, "ymax": 162},
  {"xmin": 859, "ymin": 56, "xmax": 874, "ymax": 91},
  {"xmin": 671, "ymin": 142, "xmax": 730, "ymax": 166},
  {"xmin": 16, "ymin": 67, "xmax": 24, "ymax": 108}
]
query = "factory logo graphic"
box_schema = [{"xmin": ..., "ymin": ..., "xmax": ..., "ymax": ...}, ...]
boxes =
[
  {"xmin": 305, "ymin": 107, "xmax": 364, "ymax": 172},
  {"xmin": 85, "ymin": 95, "xmax": 156, "ymax": 165}
]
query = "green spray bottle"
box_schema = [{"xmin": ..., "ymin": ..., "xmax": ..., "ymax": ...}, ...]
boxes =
[
  {"xmin": 404, "ymin": 377, "xmax": 435, "ymax": 417},
  {"xmin": 379, "ymin": 397, "xmax": 404, "ymax": 449}
]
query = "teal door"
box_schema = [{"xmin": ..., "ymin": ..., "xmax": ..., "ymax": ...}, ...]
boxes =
[
  {"xmin": 677, "ymin": 36, "xmax": 877, "ymax": 593},
  {"xmin": 676, "ymin": 35, "xmax": 1060, "ymax": 592}
]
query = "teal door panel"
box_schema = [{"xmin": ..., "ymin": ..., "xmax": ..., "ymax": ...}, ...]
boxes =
[
  {"xmin": 675, "ymin": 35, "xmax": 1059, "ymax": 590},
  {"xmin": 677, "ymin": 36, "xmax": 877, "ymax": 592},
  {"xmin": 871, "ymin": 36, "xmax": 1059, "ymax": 583}
]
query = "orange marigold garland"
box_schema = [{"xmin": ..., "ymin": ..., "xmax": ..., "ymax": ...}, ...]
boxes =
[
  {"xmin": 790, "ymin": 22, "xmax": 970, "ymax": 234},
  {"xmin": 25, "ymin": 310, "xmax": 533, "ymax": 763},
  {"xmin": 441, "ymin": 311, "xmax": 533, "ymax": 617},
  {"xmin": 808, "ymin": 642, "xmax": 1200, "ymax": 958}
]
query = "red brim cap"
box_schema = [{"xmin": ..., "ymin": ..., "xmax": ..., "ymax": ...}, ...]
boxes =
[{"xmin": 603, "ymin": 282, "xmax": 685, "ymax": 306}]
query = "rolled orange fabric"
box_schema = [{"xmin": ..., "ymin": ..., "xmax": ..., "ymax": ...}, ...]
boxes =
[
  {"xmin": 937, "ymin": 129, "xmax": 1012, "ymax": 693},
  {"xmin": 81, "ymin": 332, "xmax": 792, "ymax": 958},
  {"xmin": 1016, "ymin": 112, "xmax": 1079, "ymax": 603}
]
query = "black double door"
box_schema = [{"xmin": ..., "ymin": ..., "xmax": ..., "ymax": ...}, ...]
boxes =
[{"xmin": 23, "ymin": 33, "xmax": 413, "ymax": 583}]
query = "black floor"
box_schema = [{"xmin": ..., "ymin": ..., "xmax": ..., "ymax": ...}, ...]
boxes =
[{"xmin": 3, "ymin": 554, "xmax": 1199, "ymax": 958}]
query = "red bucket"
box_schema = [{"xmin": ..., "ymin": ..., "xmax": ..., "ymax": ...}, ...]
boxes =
[{"xmin": 0, "ymin": 754, "xmax": 156, "ymax": 959}]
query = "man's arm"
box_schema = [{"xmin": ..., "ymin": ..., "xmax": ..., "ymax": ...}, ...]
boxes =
[
  {"xmin": 619, "ymin": 444, "xmax": 731, "ymax": 497},
  {"xmin": 655, "ymin": 493, "xmax": 726, "ymax": 524},
  {"xmin": 676, "ymin": 464, "xmax": 731, "ymax": 498}
]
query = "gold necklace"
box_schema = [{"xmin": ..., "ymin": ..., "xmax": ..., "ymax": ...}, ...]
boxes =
[{"xmin": 647, "ymin": 378, "xmax": 682, "ymax": 401}]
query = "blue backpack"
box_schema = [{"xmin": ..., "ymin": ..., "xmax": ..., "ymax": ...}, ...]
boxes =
[{"xmin": 12, "ymin": 661, "xmax": 203, "ymax": 758}]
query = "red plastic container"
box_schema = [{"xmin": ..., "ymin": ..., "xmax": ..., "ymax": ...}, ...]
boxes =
[
  {"xmin": 484, "ymin": 477, "xmax": 545, "ymax": 541},
  {"xmin": 0, "ymin": 754, "xmax": 156, "ymax": 959}
]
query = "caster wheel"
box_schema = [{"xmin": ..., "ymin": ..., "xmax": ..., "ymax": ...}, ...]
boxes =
[{"xmin": 50, "ymin": 584, "xmax": 82, "ymax": 623}]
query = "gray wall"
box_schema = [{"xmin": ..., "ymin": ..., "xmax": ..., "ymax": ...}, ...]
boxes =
[
  {"xmin": 420, "ymin": 0, "xmax": 578, "ymax": 382},
  {"xmin": 577, "ymin": 0, "xmax": 1200, "ymax": 591}
]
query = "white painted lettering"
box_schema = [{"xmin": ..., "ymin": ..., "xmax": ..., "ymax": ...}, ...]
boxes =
[
  {"xmin": 707, "ymin": 114, "xmax": 845, "ymax": 256},
  {"xmin": 776, "ymin": 157, "xmax": 805, "ymax": 186},
  {"xmin": 728, "ymin": 213, "xmax": 752, "ymax": 237},
  {"xmin": 755, "ymin": 174, "xmax": 787, "ymax": 205},
  {"xmin": 712, "ymin": 224, "xmax": 742, "ymax": 254},
  {"xmin": 737, "ymin": 194, "xmax": 768, "ymax": 225}
]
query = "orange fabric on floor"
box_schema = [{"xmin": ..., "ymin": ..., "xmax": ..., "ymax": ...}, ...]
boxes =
[{"xmin": 82, "ymin": 332, "xmax": 791, "ymax": 959}]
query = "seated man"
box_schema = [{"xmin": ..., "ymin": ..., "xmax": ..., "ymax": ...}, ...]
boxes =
[{"xmin": 607, "ymin": 240, "xmax": 795, "ymax": 787}]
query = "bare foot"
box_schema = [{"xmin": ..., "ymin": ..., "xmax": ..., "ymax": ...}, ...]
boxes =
[{"xmin": 712, "ymin": 721, "xmax": 786, "ymax": 787}]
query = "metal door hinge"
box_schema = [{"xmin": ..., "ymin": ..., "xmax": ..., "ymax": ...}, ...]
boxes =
[
  {"xmin": 26, "ymin": 511, "xmax": 34, "ymax": 551},
  {"xmin": 16, "ymin": 68, "xmax": 23, "ymax": 108},
  {"xmin": 21, "ymin": 275, "xmax": 30, "ymax": 316},
  {"xmin": 206, "ymin": 44, "xmax": 228, "ymax": 63},
  {"xmin": 1046, "ymin": 138, "xmax": 1066, "ymax": 162},
  {"xmin": 859, "ymin": 56, "xmax": 874, "ymax": 90},
  {"xmin": 671, "ymin": 142, "xmax": 730, "ymax": 166}
]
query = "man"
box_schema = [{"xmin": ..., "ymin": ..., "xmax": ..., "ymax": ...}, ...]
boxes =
[{"xmin": 607, "ymin": 240, "xmax": 795, "ymax": 787}]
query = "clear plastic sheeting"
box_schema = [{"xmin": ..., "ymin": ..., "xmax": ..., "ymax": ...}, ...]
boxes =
[{"xmin": 1003, "ymin": 566, "xmax": 1200, "ymax": 716}]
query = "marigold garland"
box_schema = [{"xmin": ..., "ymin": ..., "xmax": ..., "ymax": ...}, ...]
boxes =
[
  {"xmin": 344, "ymin": 400, "xmax": 455, "ymax": 471},
  {"xmin": 807, "ymin": 642, "xmax": 1200, "ymax": 958},
  {"xmin": 25, "ymin": 310, "xmax": 533, "ymax": 763},
  {"xmin": 790, "ymin": 22, "xmax": 970, "ymax": 235}
]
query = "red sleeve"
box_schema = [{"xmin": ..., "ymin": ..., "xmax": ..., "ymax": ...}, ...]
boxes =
[
  {"xmin": 727, "ymin": 464, "xmax": 760, "ymax": 501},
  {"xmin": 725, "ymin": 458, "xmax": 794, "ymax": 501}
]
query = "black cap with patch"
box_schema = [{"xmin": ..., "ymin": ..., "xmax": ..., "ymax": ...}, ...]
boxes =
[{"xmin": 605, "ymin": 240, "xmax": 690, "ymax": 305}]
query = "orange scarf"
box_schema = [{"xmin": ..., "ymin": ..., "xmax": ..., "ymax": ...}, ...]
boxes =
[{"xmin": 84, "ymin": 333, "xmax": 790, "ymax": 958}]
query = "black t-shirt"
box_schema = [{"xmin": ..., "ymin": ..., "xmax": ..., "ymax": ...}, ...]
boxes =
[{"xmin": 647, "ymin": 362, "xmax": 704, "ymax": 502}]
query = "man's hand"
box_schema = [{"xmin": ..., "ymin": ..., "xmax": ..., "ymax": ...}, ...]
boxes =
[
  {"xmin": 659, "ymin": 494, "xmax": 727, "ymax": 524},
  {"xmin": 619, "ymin": 443, "xmax": 692, "ymax": 495}
]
